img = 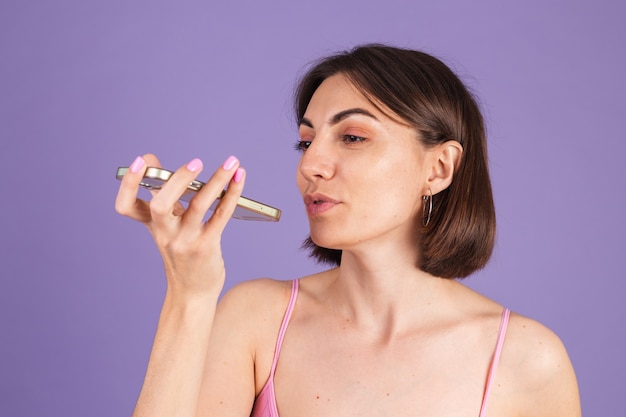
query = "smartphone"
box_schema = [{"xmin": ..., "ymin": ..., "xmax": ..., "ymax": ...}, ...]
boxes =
[{"xmin": 116, "ymin": 167, "xmax": 281, "ymax": 222}]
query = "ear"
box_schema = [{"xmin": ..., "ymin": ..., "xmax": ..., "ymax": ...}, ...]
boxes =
[{"xmin": 425, "ymin": 140, "xmax": 463, "ymax": 195}]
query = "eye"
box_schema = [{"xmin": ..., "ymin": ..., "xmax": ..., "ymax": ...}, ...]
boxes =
[
  {"xmin": 293, "ymin": 140, "xmax": 311, "ymax": 152},
  {"xmin": 341, "ymin": 134, "xmax": 366, "ymax": 144}
]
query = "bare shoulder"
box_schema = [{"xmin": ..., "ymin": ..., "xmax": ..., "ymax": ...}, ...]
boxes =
[
  {"xmin": 213, "ymin": 271, "xmax": 335, "ymax": 350},
  {"xmin": 206, "ymin": 278, "xmax": 295, "ymax": 397},
  {"xmin": 215, "ymin": 278, "xmax": 294, "ymax": 335},
  {"xmin": 504, "ymin": 313, "xmax": 574, "ymax": 382},
  {"xmin": 498, "ymin": 312, "xmax": 581, "ymax": 417},
  {"xmin": 218, "ymin": 278, "xmax": 293, "ymax": 311}
]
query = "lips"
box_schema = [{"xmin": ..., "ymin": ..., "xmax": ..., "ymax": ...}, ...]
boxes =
[{"xmin": 304, "ymin": 193, "xmax": 340, "ymax": 216}]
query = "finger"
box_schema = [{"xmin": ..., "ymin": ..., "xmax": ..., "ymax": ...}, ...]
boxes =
[
  {"xmin": 201, "ymin": 166, "xmax": 246, "ymax": 239},
  {"xmin": 143, "ymin": 153, "xmax": 185, "ymax": 215},
  {"xmin": 149, "ymin": 157, "xmax": 205, "ymax": 228},
  {"xmin": 140, "ymin": 154, "xmax": 165, "ymax": 200},
  {"xmin": 142, "ymin": 153, "xmax": 162, "ymax": 168},
  {"xmin": 205, "ymin": 166, "xmax": 246, "ymax": 232},
  {"xmin": 115, "ymin": 155, "xmax": 153, "ymax": 223},
  {"xmin": 182, "ymin": 155, "xmax": 242, "ymax": 226}
]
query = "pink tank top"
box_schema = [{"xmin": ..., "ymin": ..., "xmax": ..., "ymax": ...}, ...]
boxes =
[{"xmin": 250, "ymin": 280, "xmax": 510, "ymax": 417}]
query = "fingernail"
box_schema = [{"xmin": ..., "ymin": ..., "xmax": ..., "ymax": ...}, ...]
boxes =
[
  {"xmin": 130, "ymin": 156, "xmax": 145, "ymax": 173},
  {"xmin": 222, "ymin": 155, "xmax": 239, "ymax": 171},
  {"xmin": 234, "ymin": 167, "xmax": 245, "ymax": 183},
  {"xmin": 186, "ymin": 158, "xmax": 203, "ymax": 172}
]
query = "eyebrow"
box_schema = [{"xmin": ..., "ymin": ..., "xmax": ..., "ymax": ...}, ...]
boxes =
[{"xmin": 299, "ymin": 108, "xmax": 379, "ymax": 128}]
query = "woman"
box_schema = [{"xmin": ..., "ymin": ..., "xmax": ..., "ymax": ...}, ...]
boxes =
[{"xmin": 115, "ymin": 44, "xmax": 581, "ymax": 417}]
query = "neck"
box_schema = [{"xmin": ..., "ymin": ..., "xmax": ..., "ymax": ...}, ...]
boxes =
[{"xmin": 324, "ymin": 240, "xmax": 458, "ymax": 339}]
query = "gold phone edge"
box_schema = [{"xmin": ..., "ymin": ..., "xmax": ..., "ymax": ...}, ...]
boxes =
[{"xmin": 116, "ymin": 167, "xmax": 281, "ymax": 221}]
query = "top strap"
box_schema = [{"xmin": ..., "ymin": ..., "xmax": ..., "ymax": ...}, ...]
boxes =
[
  {"xmin": 478, "ymin": 307, "xmax": 510, "ymax": 417},
  {"xmin": 269, "ymin": 279, "xmax": 299, "ymax": 377}
]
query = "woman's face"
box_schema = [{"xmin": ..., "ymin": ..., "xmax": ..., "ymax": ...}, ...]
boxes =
[{"xmin": 296, "ymin": 74, "xmax": 434, "ymax": 253}]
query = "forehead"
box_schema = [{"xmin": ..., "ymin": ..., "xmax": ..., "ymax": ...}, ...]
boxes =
[{"xmin": 302, "ymin": 74, "xmax": 406, "ymax": 127}]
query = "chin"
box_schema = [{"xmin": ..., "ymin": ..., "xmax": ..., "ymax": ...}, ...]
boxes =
[{"xmin": 309, "ymin": 229, "xmax": 345, "ymax": 251}]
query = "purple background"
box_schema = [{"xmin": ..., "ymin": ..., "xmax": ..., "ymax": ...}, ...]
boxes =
[{"xmin": 1, "ymin": 0, "xmax": 624, "ymax": 415}]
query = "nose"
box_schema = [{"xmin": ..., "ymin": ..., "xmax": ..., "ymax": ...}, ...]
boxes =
[{"xmin": 297, "ymin": 138, "xmax": 335, "ymax": 182}]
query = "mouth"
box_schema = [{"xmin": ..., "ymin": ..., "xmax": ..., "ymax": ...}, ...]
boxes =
[
  {"xmin": 304, "ymin": 194, "xmax": 338, "ymax": 205},
  {"xmin": 304, "ymin": 193, "xmax": 339, "ymax": 215}
]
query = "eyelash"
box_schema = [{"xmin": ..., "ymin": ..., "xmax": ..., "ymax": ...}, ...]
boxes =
[
  {"xmin": 342, "ymin": 134, "xmax": 366, "ymax": 144},
  {"xmin": 293, "ymin": 135, "xmax": 366, "ymax": 152},
  {"xmin": 293, "ymin": 141, "xmax": 311, "ymax": 152}
]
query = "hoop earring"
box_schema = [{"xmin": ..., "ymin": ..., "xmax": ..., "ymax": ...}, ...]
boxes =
[{"xmin": 423, "ymin": 189, "xmax": 433, "ymax": 227}]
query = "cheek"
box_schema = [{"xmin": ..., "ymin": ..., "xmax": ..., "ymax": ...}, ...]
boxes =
[
  {"xmin": 377, "ymin": 159, "xmax": 424, "ymax": 209},
  {"xmin": 364, "ymin": 156, "xmax": 411, "ymax": 188},
  {"xmin": 295, "ymin": 164, "xmax": 306, "ymax": 194}
]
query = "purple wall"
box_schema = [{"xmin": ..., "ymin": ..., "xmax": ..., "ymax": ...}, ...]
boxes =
[{"xmin": 1, "ymin": 0, "xmax": 624, "ymax": 415}]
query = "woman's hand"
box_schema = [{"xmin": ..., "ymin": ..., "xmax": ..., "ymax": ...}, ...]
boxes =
[{"xmin": 115, "ymin": 153, "xmax": 246, "ymax": 300}]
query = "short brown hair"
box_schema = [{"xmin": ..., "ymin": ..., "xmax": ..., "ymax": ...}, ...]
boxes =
[{"xmin": 295, "ymin": 44, "xmax": 495, "ymax": 278}]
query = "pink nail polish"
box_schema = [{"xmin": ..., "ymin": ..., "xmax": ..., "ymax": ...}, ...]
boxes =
[
  {"xmin": 234, "ymin": 167, "xmax": 245, "ymax": 183},
  {"xmin": 129, "ymin": 156, "xmax": 145, "ymax": 173},
  {"xmin": 186, "ymin": 158, "xmax": 203, "ymax": 172},
  {"xmin": 222, "ymin": 155, "xmax": 238, "ymax": 171}
]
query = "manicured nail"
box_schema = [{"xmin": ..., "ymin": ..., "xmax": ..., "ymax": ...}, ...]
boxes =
[
  {"xmin": 186, "ymin": 158, "xmax": 203, "ymax": 172},
  {"xmin": 234, "ymin": 167, "xmax": 245, "ymax": 183},
  {"xmin": 222, "ymin": 155, "xmax": 239, "ymax": 171},
  {"xmin": 129, "ymin": 156, "xmax": 145, "ymax": 173}
]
